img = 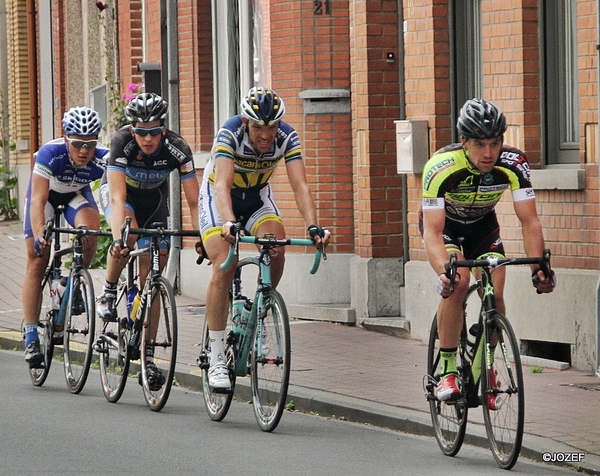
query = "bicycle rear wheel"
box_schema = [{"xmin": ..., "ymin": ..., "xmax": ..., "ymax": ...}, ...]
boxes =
[
  {"xmin": 250, "ymin": 289, "xmax": 290, "ymax": 432},
  {"xmin": 481, "ymin": 312, "xmax": 524, "ymax": 470},
  {"xmin": 140, "ymin": 276, "xmax": 177, "ymax": 412},
  {"xmin": 426, "ymin": 315, "xmax": 468, "ymax": 456},
  {"xmin": 199, "ymin": 317, "xmax": 235, "ymax": 421},
  {"xmin": 98, "ymin": 282, "xmax": 130, "ymax": 403},
  {"xmin": 63, "ymin": 269, "xmax": 96, "ymax": 394},
  {"xmin": 29, "ymin": 273, "xmax": 55, "ymax": 386}
]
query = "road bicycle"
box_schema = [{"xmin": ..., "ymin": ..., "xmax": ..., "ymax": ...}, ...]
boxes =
[
  {"xmin": 197, "ymin": 229, "xmax": 325, "ymax": 431},
  {"xmin": 424, "ymin": 249, "xmax": 554, "ymax": 469},
  {"xmin": 94, "ymin": 218, "xmax": 199, "ymax": 412},
  {"xmin": 29, "ymin": 206, "xmax": 111, "ymax": 394}
]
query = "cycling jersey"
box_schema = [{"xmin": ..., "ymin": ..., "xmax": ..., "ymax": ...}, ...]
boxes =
[
  {"xmin": 422, "ymin": 143, "xmax": 534, "ymax": 225},
  {"xmin": 24, "ymin": 138, "xmax": 109, "ymax": 238},
  {"xmin": 204, "ymin": 115, "xmax": 302, "ymax": 190},
  {"xmin": 106, "ymin": 126, "xmax": 196, "ymax": 192},
  {"xmin": 31, "ymin": 138, "xmax": 108, "ymax": 193}
]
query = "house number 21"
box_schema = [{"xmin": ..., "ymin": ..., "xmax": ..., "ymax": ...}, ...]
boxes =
[{"xmin": 313, "ymin": 0, "xmax": 331, "ymax": 15}]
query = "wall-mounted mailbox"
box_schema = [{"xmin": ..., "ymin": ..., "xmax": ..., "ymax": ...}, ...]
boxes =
[{"xmin": 395, "ymin": 120, "xmax": 429, "ymax": 174}]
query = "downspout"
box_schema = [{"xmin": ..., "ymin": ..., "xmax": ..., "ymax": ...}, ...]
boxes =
[
  {"xmin": 397, "ymin": 0, "xmax": 408, "ymax": 264},
  {"xmin": 596, "ymin": 0, "xmax": 600, "ymax": 377},
  {"xmin": 27, "ymin": 0, "xmax": 39, "ymax": 165},
  {"xmin": 164, "ymin": 0, "xmax": 183, "ymax": 286}
]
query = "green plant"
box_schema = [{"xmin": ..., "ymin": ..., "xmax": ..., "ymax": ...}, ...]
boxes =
[
  {"xmin": 64, "ymin": 213, "xmax": 112, "ymax": 270},
  {"xmin": 285, "ymin": 400, "xmax": 295, "ymax": 411},
  {"xmin": 0, "ymin": 167, "xmax": 18, "ymax": 221},
  {"xmin": 531, "ymin": 365, "xmax": 544, "ymax": 374}
]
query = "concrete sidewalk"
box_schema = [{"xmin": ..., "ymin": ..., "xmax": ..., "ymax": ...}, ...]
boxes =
[{"xmin": 1, "ymin": 219, "xmax": 599, "ymax": 474}]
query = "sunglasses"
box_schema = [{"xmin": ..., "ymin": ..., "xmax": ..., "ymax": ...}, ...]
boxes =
[
  {"xmin": 66, "ymin": 138, "xmax": 98, "ymax": 149},
  {"xmin": 132, "ymin": 126, "xmax": 165, "ymax": 137}
]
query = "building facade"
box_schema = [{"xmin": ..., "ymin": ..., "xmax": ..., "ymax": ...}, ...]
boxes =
[{"xmin": 2, "ymin": 0, "xmax": 599, "ymax": 372}]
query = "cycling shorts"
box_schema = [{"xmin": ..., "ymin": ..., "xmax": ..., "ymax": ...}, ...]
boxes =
[
  {"xmin": 419, "ymin": 210, "xmax": 505, "ymax": 259},
  {"xmin": 199, "ymin": 181, "xmax": 283, "ymax": 242},
  {"xmin": 99, "ymin": 179, "xmax": 170, "ymax": 250},
  {"xmin": 24, "ymin": 187, "xmax": 98, "ymax": 239}
]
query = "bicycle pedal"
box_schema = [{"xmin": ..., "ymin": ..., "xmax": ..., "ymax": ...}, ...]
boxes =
[{"xmin": 211, "ymin": 386, "xmax": 233, "ymax": 395}]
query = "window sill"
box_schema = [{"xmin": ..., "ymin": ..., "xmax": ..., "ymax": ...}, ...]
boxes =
[{"xmin": 530, "ymin": 168, "xmax": 585, "ymax": 190}]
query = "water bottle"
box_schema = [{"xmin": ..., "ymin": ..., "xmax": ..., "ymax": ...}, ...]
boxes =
[
  {"xmin": 51, "ymin": 276, "xmax": 66, "ymax": 310},
  {"xmin": 232, "ymin": 295, "xmax": 246, "ymax": 335},
  {"xmin": 242, "ymin": 298, "xmax": 253, "ymax": 322},
  {"xmin": 127, "ymin": 286, "xmax": 139, "ymax": 325}
]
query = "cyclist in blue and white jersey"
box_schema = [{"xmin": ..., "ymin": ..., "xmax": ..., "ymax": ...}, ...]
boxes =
[
  {"xmin": 22, "ymin": 107, "xmax": 107, "ymax": 368},
  {"xmin": 199, "ymin": 86, "xmax": 330, "ymax": 390}
]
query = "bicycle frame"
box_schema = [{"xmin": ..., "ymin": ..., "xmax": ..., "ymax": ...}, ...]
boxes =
[{"xmin": 224, "ymin": 235, "xmax": 322, "ymax": 377}]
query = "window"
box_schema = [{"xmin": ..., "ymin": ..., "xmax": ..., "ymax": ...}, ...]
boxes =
[
  {"xmin": 543, "ymin": 0, "xmax": 579, "ymax": 164},
  {"xmin": 450, "ymin": 0, "xmax": 482, "ymax": 142}
]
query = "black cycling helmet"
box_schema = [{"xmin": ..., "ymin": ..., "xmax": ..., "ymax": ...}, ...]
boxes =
[
  {"xmin": 62, "ymin": 107, "xmax": 102, "ymax": 136},
  {"xmin": 240, "ymin": 87, "xmax": 285, "ymax": 126},
  {"xmin": 457, "ymin": 98, "xmax": 507, "ymax": 139},
  {"xmin": 125, "ymin": 93, "xmax": 168, "ymax": 124}
]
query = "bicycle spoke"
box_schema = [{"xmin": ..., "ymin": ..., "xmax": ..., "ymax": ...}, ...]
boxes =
[
  {"xmin": 63, "ymin": 270, "xmax": 95, "ymax": 394},
  {"xmin": 426, "ymin": 315, "xmax": 468, "ymax": 456},
  {"xmin": 98, "ymin": 282, "xmax": 130, "ymax": 403},
  {"xmin": 29, "ymin": 274, "xmax": 55, "ymax": 386},
  {"xmin": 140, "ymin": 277, "xmax": 177, "ymax": 412},
  {"xmin": 251, "ymin": 290, "xmax": 290, "ymax": 432},
  {"xmin": 481, "ymin": 313, "xmax": 524, "ymax": 469}
]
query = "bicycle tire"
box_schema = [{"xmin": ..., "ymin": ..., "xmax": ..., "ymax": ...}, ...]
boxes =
[
  {"xmin": 250, "ymin": 289, "xmax": 290, "ymax": 432},
  {"xmin": 63, "ymin": 269, "xmax": 95, "ymax": 394},
  {"xmin": 199, "ymin": 316, "xmax": 235, "ymax": 421},
  {"xmin": 29, "ymin": 273, "xmax": 55, "ymax": 386},
  {"xmin": 140, "ymin": 276, "xmax": 177, "ymax": 412},
  {"xmin": 481, "ymin": 312, "xmax": 524, "ymax": 470},
  {"xmin": 98, "ymin": 281, "xmax": 131, "ymax": 403},
  {"xmin": 426, "ymin": 315, "xmax": 468, "ymax": 456}
]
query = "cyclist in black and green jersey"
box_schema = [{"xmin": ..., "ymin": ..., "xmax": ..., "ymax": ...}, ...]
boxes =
[{"xmin": 420, "ymin": 98, "xmax": 555, "ymax": 403}]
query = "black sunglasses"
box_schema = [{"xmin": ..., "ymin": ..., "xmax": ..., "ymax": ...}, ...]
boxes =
[
  {"xmin": 132, "ymin": 126, "xmax": 165, "ymax": 137},
  {"xmin": 66, "ymin": 138, "xmax": 98, "ymax": 149}
]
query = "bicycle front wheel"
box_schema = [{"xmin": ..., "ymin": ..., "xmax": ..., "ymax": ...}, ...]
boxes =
[
  {"xmin": 98, "ymin": 282, "xmax": 130, "ymax": 403},
  {"xmin": 199, "ymin": 317, "xmax": 235, "ymax": 422},
  {"xmin": 29, "ymin": 273, "xmax": 55, "ymax": 386},
  {"xmin": 140, "ymin": 276, "xmax": 177, "ymax": 412},
  {"xmin": 250, "ymin": 289, "xmax": 290, "ymax": 432},
  {"xmin": 426, "ymin": 315, "xmax": 468, "ymax": 456},
  {"xmin": 63, "ymin": 269, "xmax": 96, "ymax": 394},
  {"xmin": 481, "ymin": 312, "xmax": 524, "ymax": 470}
]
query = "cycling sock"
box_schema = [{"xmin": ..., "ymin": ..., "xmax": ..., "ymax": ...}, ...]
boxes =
[
  {"xmin": 208, "ymin": 330, "xmax": 226, "ymax": 366},
  {"xmin": 440, "ymin": 347, "xmax": 458, "ymax": 377},
  {"xmin": 103, "ymin": 281, "xmax": 117, "ymax": 292},
  {"xmin": 24, "ymin": 323, "xmax": 39, "ymax": 347}
]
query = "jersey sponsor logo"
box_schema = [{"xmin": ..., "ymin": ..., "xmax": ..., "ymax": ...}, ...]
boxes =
[
  {"xmin": 165, "ymin": 142, "xmax": 187, "ymax": 162},
  {"xmin": 180, "ymin": 161, "xmax": 195, "ymax": 174},
  {"xmin": 153, "ymin": 159, "xmax": 168, "ymax": 166},
  {"xmin": 482, "ymin": 173, "xmax": 494, "ymax": 185},
  {"xmin": 478, "ymin": 184, "xmax": 509, "ymax": 193},
  {"xmin": 458, "ymin": 175, "xmax": 475, "ymax": 187},
  {"xmin": 422, "ymin": 198, "xmax": 444, "ymax": 209},
  {"xmin": 235, "ymin": 157, "xmax": 280, "ymax": 171},
  {"xmin": 423, "ymin": 157, "xmax": 455, "ymax": 188}
]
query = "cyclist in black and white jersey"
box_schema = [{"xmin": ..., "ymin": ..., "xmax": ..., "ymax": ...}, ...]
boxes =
[
  {"xmin": 97, "ymin": 93, "xmax": 199, "ymax": 323},
  {"xmin": 420, "ymin": 98, "xmax": 555, "ymax": 403}
]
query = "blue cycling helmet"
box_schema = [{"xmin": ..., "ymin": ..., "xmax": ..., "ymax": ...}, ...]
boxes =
[
  {"xmin": 62, "ymin": 107, "xmax": 103, "ymax": 137},
  {"xmin": 240, "ymin": 87, "xmax": 285, "ymax": 126}
]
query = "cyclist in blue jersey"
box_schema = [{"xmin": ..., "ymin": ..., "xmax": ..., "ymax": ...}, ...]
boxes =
[
  {"xmin": 199, "ymin": 86, "xmax": 330, "ymax": 390},
  {"xmin": 420, "ymin": 98, "xmax": 555, "ymax": 403},
  {"xmin": 22, "ymin": 107, "xmax": 108, "ymax": 368}
]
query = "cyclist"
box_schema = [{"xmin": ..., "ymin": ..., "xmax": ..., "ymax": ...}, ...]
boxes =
[
  {"xmin": 420, "ymin": 98, "xmax": 555, "ymax": 405},
  {"xmin": 96, "ymin": 92, "xmax": 200, "ymax": 389},
  {"xmin": 22, "ymin": 107, "xmax": 108, "ymax": 368},
  {"xmin": 200, "ymin": 86, "xmax": 330, "ymax": 390}
]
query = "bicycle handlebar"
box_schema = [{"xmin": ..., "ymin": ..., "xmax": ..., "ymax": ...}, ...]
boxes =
[
  {"xmin": 120, "ymin": 217, "xmax": 200, "ymax": 242},
  {"xmin": 445, "ymin": 249, "xmax": 554, "ymax": 292},
  {"xmin": 220, "ymin": 234, "xmax": 324, "ymax": 274},
  {"xmin": 47, "ymin": 225, "xmax": 113, "ymax": 238}
]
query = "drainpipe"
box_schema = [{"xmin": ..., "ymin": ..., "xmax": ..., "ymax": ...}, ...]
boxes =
[
  {"xmin": 397, "ymin": 0, "xmax": 409, "ymax": 264},
  {"xmin": 163, "ymin": 0, "xmax": 183, "ymax": 287},
  {"xmin": 596, "ymin": 0, "xmax": 600, "ymax": 377},
  {"xmin": 27, "ymin": 0, "xmax": 39, "ymax": 165}
]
